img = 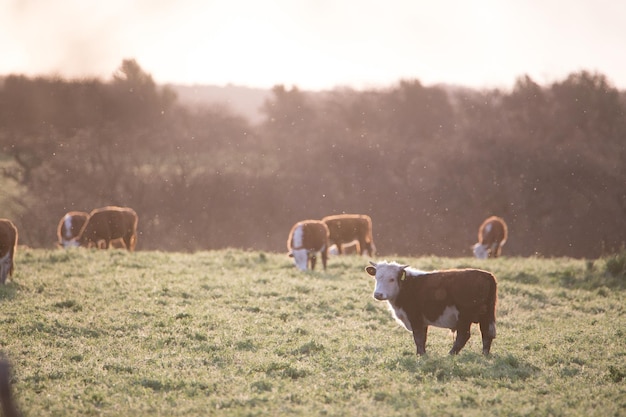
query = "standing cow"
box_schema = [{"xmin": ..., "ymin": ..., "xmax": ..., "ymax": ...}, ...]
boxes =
[
  {"xmin": 287, "ymin": 220, "xmax": 330, "ymax": 271},
  {"xmin": 473, "ymin": 216, "xmax": 508, "ymax": 259},
  {"xmin": 366, "ymin": 261, "xmax": 497, "ymax": 355},
  {"xmin": 322, "ymin": 214, "xmax": 376, "ymax": 256},
  {"xmin": 0, "ymin": 220, "xmax": 18, "ymax": 285},
  {"xmin": 57, "ymin": 211, "xmax": 89, "ymax": 248},
  {"xmin": 77, "ymin": 206, "xmax": 138, "ymax": 251}
]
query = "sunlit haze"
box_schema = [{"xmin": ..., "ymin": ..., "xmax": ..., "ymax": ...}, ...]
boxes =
[{"xmin": 2, "ymin": 0, "xmax": 625, "ymax": 90}]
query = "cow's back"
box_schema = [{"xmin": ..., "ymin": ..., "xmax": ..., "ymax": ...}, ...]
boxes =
[
  {"xmin": 422, "ymin": 269, "xmax": 497, "ymax": 309},
  {"xmin": 322, "ymin": 214, "xmax": 374, "ymax": 255},
  {"xmin": 399, "ymin": 269, "xmax": 497, "ymax": 321},
  {"xmin": 106, "ymin": 208, "xmax": 138, "ymax": 237},
  {"xmin": 322, "ymin": 215, "xmax": 371, "ymax": 237},
  {"xmin": 479, "ymin": 216, "xmax": 507, "ymax": 244},
  {"xmin": 81, "ymin": 206, "xmax": 138, "ymax": 247},
  {"xmin": 288, "ymin": 220, "xmax": 329, "ymax": 251}
]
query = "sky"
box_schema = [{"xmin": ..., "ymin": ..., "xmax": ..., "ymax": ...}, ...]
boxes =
[{"xmin": 2, "ymin": 0, "xmax": 625, "ymax": 91}]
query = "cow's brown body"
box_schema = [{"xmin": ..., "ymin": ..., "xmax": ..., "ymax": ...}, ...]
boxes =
[
  {"xmin": 367, "ymin": 261, "xmax": 497, "ymax": 355},
  {"xmin": 287, "ymin": 220, "xmax": 330, "ymax": 270},
  {"xmin": 57, "ymin": 211, "xmax": 89, "ymax": 248},
  {"xmin": 0, "ymin": 219, "xmax": 18, "ymax": 284},
  {"xmin": 78, "ymin": 206, "xmax": 138, "ymax": 251},
  {"xmin": 322, "ymin": 214, "xmax": 375, "ymax": 256},
  {"xmin": 474, "ymin": 216, "xmax": 508, "ymax": 258}
]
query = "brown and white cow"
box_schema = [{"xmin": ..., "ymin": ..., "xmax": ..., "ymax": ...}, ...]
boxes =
[
  {"xmin": 287, "ymin": 220, "xmax": 330, "ymax": 271},
  {"xmin": 57, "ymin": 211, "xmax": 89, "ymax": 248},
  {"xmin": 322, "ymin": 214, "xmax": 376, "ymax": 256},
  {"xmin": 366, "ymin": 261, "xmax": 497, "ymax": 355},
  {"xmin": 473, "ymin": 216, "xmax": 508, "ymax": 259},
  {"xmin": 77, "ymin": 206, "xmax": 138, "ymax": 251},
  {"xmin": 0, "ymin": 220, "xmax": 18, "ymax": 285}
]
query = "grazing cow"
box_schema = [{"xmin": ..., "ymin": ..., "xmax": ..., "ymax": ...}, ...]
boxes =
[
  {"xmin": 366, "ymin": 261, "xmax": 497, "ymax": 355},
  {"xmin": 287, "ymin": 220, "xmax": 330, "ymax": 271},
  {"xmin": 322, "ymin": 214, "xmax": 376, "ymax": 256},
  {"xmin": 473, "ymin": 216, "xmax": 508, "ymax": 259},
  {"xmin": 77, "ymin": 206, "xmax": 138, "ymax": 251},
  {"xmin": 0, "ymin": 220, "xmax": 18, "ymax": 285},
  {"xmin": 57, "ymin": 211, "xmax": 89, "ymax": 248}
]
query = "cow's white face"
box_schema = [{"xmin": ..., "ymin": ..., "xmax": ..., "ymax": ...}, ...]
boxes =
[
  {"xmin": 366, "ymin": 261, "xmax": 407, "ymax": 302},
  {"xmin": 64, "ymin": 215, "xmax": 74, "ymax": 239},
  {"xmin": 290, "ymin": 248, "xmax": 309, "ymax": 270},
  {"xmin": 473, "ymin": 243, "xmax": 489, "ymax": 259},
  {"xmin": 63, "ymin": 239, "xmax": 80, "ymax": 248}
]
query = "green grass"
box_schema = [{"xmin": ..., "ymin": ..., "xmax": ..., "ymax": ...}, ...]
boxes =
[{"xmin": 1, "ymin": 249, "xmax": 625, "ymax": 416}]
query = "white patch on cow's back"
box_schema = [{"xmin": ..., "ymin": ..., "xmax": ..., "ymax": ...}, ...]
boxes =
[
  {"xmin": 424, "ymin": 305, "xmax": 459, "ymax": 329},
  {"xmin": 484, "ymin": 222, "xmax": 493, "ymax": 234},
  {"xmin": 64, "ymin": 215, "xmax": 73, "ymax": 239},
  {"xmin": 292, "ymin": 224, "xmax": 304, "ymax": 249}
]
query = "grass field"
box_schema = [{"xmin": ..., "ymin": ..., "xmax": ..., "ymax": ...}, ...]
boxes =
[{"xmin": 0, "ymin": 248, "xmax": 625, "ymax": 416}]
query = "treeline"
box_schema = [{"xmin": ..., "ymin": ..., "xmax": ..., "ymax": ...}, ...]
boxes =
[{"xmin": 1, "ymin": 59, "xmax": 624, "ymax": 257}]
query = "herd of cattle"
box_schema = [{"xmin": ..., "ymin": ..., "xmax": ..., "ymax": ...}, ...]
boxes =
[
  {"xmin": 286, "ymin": 214, "xmax": 505, "ymax": 356},
  {"xmin": 287, "ymin": 214, "xmax": 507, "ymax": 271},
  {"xmin": 0, "ymin": 210, "xmax": 507, "ymax": 360},
  {"xmin": 0, "ymin": 206, "xmax": 138, "ymax": 285},
  {"xmin": 0, "ymin": 210, "xmax": 508, "ymax": 284}
]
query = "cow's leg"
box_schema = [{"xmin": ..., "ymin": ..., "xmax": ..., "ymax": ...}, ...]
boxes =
[
  {"xmin": 358, "ymin": 239, "xmax": 366, "ymax": 256},
  {"xmin": 309, "ymin": 254, "xmax": 317, "ymax": 270},
  {"xmin": 335, "ymin": 241, "xmax": 343, "ymax": 255},
  {"xmin": 412, "ymin": 326, "xmax": 428, "ymax": 355},
  {"xmin": 321, "ymin": 249, "xmax": 328, "ymax": 270},
  {"xmin": 479, "ymin": 318, "xmax": 496, "ymax": 355},
  {"xmin": 449, "ymin": 320, "xmax": 471, "ymax": 355},
  {"xmin": 490, "ymin": 242, "xmax": 500, "ymax": 258},
  {"xmin": 494, "ymin": 242, "xmax": 502, "ymax": 257}
]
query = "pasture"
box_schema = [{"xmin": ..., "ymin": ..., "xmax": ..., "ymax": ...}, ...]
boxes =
[{"xmin": 0, "ymin": 249, "xmax": 624, "ymax": 416}]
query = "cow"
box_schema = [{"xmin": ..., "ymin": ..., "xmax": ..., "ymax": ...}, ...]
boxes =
[
  {"xmin": 77, "ymin": 206, "xmax": 138, "ymax": 251},
  {"xmin": 322, "ymin": 214, "xmax": 376, "ymax": 256},
  {"xmin": 0, "ymin": 220, "xmax": 18, "ymax": 285},
  {"xmin": 366, "ymin": 260, "xmax": 497, "ymax": 355},
  {"xmin": 287, "ymin": 220, "xmax": 330, "ymax": 271},
  {"xmin": 57, "ymin": 211, "xmax": 89, "ymax": 248},
  {"xmin": 473, "ymin": 216, "xmax": 508, "ymax": 259}
]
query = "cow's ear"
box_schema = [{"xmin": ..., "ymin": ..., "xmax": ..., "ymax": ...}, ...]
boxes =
[{"xmin": 365, "ymin": 266, "xmax": 376, "ymax": 276}]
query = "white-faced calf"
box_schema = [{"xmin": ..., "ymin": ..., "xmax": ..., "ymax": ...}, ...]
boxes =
[{"xmin": 366, "ymin": 261, "xmax": 497, "ymax": 355}]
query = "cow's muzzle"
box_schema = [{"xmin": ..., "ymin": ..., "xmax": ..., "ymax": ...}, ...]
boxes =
[{"xmin": 373, "ymin": 293, "xmax": 386, "ymax": 301}]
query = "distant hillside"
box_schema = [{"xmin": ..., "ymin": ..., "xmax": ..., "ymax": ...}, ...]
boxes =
[{"xmin": 167, "ymin": 84, "xmax": 270, "ymax": 124}]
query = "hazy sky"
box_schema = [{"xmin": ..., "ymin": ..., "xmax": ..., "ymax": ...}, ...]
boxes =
[{"xmin": 2, "ymin": 0, "xmax": 625, "ymax": 90}]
